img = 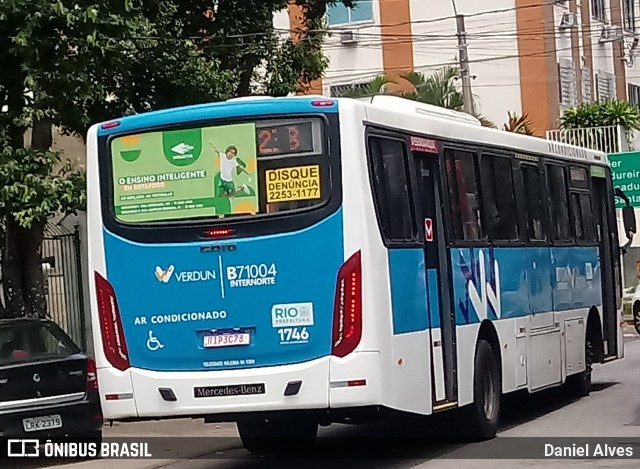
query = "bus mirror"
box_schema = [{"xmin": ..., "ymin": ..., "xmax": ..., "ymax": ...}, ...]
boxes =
[
  {"xmin": 615, "ymin": 187, "xmax": 629, "ymax": 205},
  {"xmin": 623, "ymin": 206, "xmax": 637, "ymax": 238}
]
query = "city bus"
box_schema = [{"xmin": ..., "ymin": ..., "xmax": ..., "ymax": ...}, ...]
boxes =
[{"xmin": 86, "ymin": 95, "xmax": 633, "ymax": 453}]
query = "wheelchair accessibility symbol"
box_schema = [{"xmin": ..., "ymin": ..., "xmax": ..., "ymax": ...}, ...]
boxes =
[{"xmin": 146, "ymin": 330, "xmax": 164, "ymax": 351}]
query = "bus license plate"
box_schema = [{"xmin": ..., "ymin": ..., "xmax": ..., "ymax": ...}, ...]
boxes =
[
  {"xmin": 203, "ymin": 331, "xmax": 250, "ymax": 348},
  {"xmin": 23, "ymin": 414, "xmax": 63, "ymax": 432}
]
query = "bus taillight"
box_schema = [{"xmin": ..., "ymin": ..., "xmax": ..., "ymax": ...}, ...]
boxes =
[
  {"xmin": 94, "ymin": 272, "xmax": 130, "ymax": 371},
  {"xmin": 331, "ymin": 251, "xmax": 362, "ymax": 358}
]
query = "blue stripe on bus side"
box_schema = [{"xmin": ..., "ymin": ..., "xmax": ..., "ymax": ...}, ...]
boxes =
[
  {"xmin": 427, "ymin": 269, "xmax": 441, "ymax": 329},
  {"xmin": 388, "ymin": 249, "xmax": 429, "ymax": 335},
  {"xmin": 97, "ymin": 98, "xmax": 339, "ymax": 137},
  {"xmin": 450, "ymin": 246, "xmax": 601, "ymax": 325}
]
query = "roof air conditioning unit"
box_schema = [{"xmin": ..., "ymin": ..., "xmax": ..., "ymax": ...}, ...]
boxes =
[
  {"xmin": 559, "ymin": 12, "xmax": 578, "ymax": 29},
  {"xmin": 339, "ymin": 30, "xmax": 358, "ymax": 45}
]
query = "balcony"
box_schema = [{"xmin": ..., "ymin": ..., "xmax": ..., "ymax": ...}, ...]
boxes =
[{"xmin": 545, "ymin": 125, "xmax": 633, "ymax": 154}]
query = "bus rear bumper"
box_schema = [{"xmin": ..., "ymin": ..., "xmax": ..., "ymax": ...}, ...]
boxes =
[{"xmin": 98, "ymin": 352, "xmax": 381, "ymax": 420}]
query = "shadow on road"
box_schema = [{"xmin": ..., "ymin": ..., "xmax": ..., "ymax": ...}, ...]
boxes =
[
  {"xmin": 189, "ymin": 380, "xmax": 623, "ymax": 468},
  {"xmin": 2, "ymin": 381, "xmax": 621, "ymax": 468}
]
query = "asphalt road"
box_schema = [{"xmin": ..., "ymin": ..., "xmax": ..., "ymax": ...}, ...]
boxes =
[{"xmin": 15, "ymin": 326, "xmax": 640, "ymax": 468}]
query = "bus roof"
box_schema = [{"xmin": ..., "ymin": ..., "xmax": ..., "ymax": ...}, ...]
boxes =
[
  {"xmin": 358, "ymin": 95, "xmax": 609, "ymax": 167},
  {"xmin": 96, "ymin": 96, "xmax": 338, "ymax": 137},
  {"xmin": 95, "ymin": 94, "xmax": 608, "ymax": 167}
]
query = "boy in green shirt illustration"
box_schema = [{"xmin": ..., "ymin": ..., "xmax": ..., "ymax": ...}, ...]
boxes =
[{"xmin": 210, "ymin": 143, "xmax": 251, "ymax": 197}]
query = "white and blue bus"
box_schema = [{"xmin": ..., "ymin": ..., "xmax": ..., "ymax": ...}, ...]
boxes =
[{"xmin": 87, "ymin": 95, "xmax": 633, "ymax": 452}]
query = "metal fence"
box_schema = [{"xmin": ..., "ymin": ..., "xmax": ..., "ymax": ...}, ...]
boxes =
[
  {"xmin": 42, "ymin": 222, "xmax": 87, "ymax": 350},
  {"xmin": 545, "ymin": 125, "xmax": 628, "ymax": 154}
]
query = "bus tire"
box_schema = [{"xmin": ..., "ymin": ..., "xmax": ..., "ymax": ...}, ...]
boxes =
[
  {"xmin": 564, "ymin": 334, "xmax": 593, "ymax": 398},
  {"xmin": 237, "ymin": 416, "xmax": 317, "ymax": 455},
  {"xmin": 463, "ymin": 339, "xmax": 500, "ymax": 440}
]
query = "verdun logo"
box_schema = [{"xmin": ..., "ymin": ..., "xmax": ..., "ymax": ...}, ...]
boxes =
[
  {"xmin": 154, "ymin": 265, "xmax": 216, "ymax": 284},
  {"xmin": 154, "ymin": 265, "xmax": 175, "ymax": 283}
]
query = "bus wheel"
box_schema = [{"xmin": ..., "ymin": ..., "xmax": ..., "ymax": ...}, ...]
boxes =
[
  {"xmin": 564, "ymin": 334, "xmax": 593, "ymax": 398},
  {"xmin": 463, "ymin": 339, "xmax": 500, "ymax": 440},
  {"xmin": 237, "ymin": 416, "xmax": 317, "ymax": 455}
]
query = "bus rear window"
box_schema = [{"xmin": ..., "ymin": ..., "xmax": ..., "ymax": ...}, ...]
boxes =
[{"xmin": 110, "ymin": 118, "xmax": 328, "ymax": 224}]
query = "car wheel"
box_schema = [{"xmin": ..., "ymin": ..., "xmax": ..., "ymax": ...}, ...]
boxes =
[
  {"xmin": 634, "ymin": 304, "xmax": 640, "ymax": 335},
  {"xmin": 237, "ymin": 416, "xmax": 317, "ymax": 455}
]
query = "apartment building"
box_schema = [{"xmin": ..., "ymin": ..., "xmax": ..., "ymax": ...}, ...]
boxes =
[{"xmin": 278, "ymin": 0, "xmax": 640, "ymax": 135}]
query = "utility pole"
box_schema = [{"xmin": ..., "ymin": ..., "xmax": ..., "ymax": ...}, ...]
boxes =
[
  {"xmin": 456, "ymin": 14, "xmax": 475, "ymax": 115},
  {"xmin": 451, "ymin": 1, "xmax": 474, "ymax": 115}
]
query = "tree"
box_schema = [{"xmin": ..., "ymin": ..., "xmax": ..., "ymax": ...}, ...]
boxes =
[
  {"xmin": 0, "ymin": 0, "xmax": 351, "ymax": 318},
  {"xmin": 339, "ymin": 66, "xmax": 496, "ymax": 127},
  {"xmin": 560, "ymin": 100, "xmax": 640, "ymax": 130},
  {"xmin": 400, "ymin": 67, "xmax": 464, "ymax": 110},
  {"xmin": 559, "ymin": 100, "xmax": 640, "ymax": 150},
  {"xmin": 503, "ymin": 112, "xmax": 535, "ymax": 135},
  {"xmin": 342, "ymin": 75, "xmax": 395, "ymax": 98}
]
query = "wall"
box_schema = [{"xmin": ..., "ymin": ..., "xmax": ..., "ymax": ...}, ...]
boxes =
[{"xmin": 321, "ymin": 1, "xmax": 385, "ymax": 94}]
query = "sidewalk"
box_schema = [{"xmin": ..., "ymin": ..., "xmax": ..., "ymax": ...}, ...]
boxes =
[{"xmin": 51, "ymin": 419, "xmax": 241, "ymax": 469}]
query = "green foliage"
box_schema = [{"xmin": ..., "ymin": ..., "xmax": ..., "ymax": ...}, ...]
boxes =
[
  {"xmin": 339, "ymin": 67, "xmax": 496, "ymax": 128},
  {"xmin": 0, "ymin": 141, "xmax": 85, "ymax": 229},
  {"xmin": 0, "ymin": 0, "xmax": 351, "ymax": 220},
  {"xmin": 0, "ymin": 0, "xmax": 353, "ymax": 316},
  {"xmin": 1, "ymin": 1, "xmax": 352, "ymax": 138},
  {"xmin": 560, "ymin": 100, "xmax": 640, "ymax": 130},
  {"xmin": 503, "ymin": 111, "xmax": 535, "ymax": 135},
  {"xmin": 477, "ymin": 115, "xmax": 497, "ymax": 129},
  {"xmin": 343, "ymin": 75, "xmax": 396, "ymax": 97},
  {"xmin": 400, "ymin": 67, "xmax": 464, "ymax": 110}
]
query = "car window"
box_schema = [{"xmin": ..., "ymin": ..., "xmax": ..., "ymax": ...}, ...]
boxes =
[{"xmin": 0, "ymin": 322, "xmax": 80, "ymax": 365}]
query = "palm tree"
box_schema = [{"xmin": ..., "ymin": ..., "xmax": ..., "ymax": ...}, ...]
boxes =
[
  {"xmin": 400, "ymin": 67, "xmax": 464, "ymax": 111},
  {"xmin": 339, "ymin": 67, "xmax": 497, "ymax": 128},
  {"xmin": 503, "ymin": 112, "xmax": 535, "ymax": 135},
  {"xmin": 342, "ymin": 75, "xmax": 396, "ymax": 98},
  {"xmin": 399, "ymin": 67, "xmax": 497, "ymax": 128}
]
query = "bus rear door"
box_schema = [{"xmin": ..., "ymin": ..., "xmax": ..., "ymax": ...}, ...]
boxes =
[{"xmin": 412, "ymin": 139, "xmax": 458, "ymax": 408}]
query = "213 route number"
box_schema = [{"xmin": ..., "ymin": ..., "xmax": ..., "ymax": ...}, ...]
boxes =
[{"xmin": 277, "ymin": 327, "xmax": 309, "ymax": 344}]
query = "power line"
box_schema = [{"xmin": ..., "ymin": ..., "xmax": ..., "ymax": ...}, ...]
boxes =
[
  {"xmin": 0, "ymin": 2, "xmax": 566, "ymax": 43},
  {"xmin": 320, "ymin": 41, "xmax": 623, "ymax": 85}
]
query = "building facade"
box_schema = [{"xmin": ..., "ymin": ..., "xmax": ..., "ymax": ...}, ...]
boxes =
[{"xmin": 278, "ymin": 0, "xmax": 640, "ymax": 135}]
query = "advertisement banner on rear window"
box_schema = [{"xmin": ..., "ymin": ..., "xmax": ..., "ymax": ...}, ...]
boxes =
[{"xmin": 111, "ymin": 123, "xmax": 259, "ymax": 223}]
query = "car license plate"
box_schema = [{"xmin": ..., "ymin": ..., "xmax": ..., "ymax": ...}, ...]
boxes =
[
  {"xmin": 23, "ymin": 414, "xmax": 63, "ymax": 433},
  {"xmin": 203, "ymin": 330, "xmax": 250, "ymax": 348}
]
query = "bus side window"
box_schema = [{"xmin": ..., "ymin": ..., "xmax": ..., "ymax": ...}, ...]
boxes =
[
  {"xmin": 521, "ymin": 164, "xmax": 546, "ymax": 241},
  {"xmin": 570, "ymin": 193, "xmax": 584, "ymax": 240},
  {"xmin": 568, "ymin": 166, "xmax": 596, "ymax": 244},
  {"xmin": 480, "ymin": 155, "xmax": 518, "ymax": 241},
  {"xmin": 580, "ymin": 194, "xmax": 596, "ymax": 242},
  {"xmin": 570, "ymin": 192, "xmax": 596, "ymax": 243},
  {"xmin": 546, "ymin": 164, "xmax": 572, "ymax": 242},
  {"xmin": 445, "ymin": 149, "xmax": 483, "ymax": 241},
  {"xmin": 367, "ymin": 136, "xmax": 417, "ymax": 243}
]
